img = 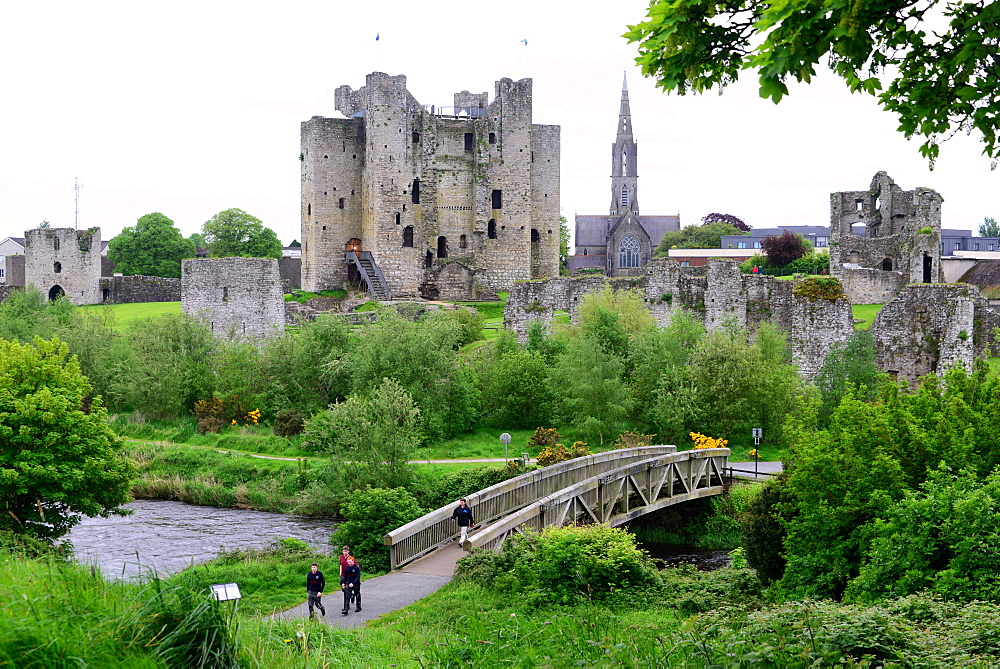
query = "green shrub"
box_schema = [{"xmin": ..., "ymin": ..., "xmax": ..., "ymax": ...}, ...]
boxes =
[
  {"xmin": 740, "ymin": 474, "xmax": 790, "ymax": 584},
  {"xmin": 273, "ymin": 408, "xmax": 305, "ymax": 437},
  {"xmin": 329, "ymin": 487, "xmax": 424, "ymax": 572},
  {"xmin": 456, "ymin": 524, "xmax": 660, "ymax": 606},
  {"xmin": 657, "ymin": 563, "xmax": 763, "ymax": 616}
]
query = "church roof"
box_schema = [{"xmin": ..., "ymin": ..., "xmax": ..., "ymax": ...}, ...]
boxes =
[
  {"xmin": 575, "ymin": 214, "xmax": 680, "ymax": 248},
  {"xmin": 574, "ymin": 215, "xmax": 611, "ymax": 246}
]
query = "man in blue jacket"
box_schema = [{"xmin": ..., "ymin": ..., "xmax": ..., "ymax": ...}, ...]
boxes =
[{"xmin": 451, "ymin": 498, "xmax": 474, "ymax": 545}]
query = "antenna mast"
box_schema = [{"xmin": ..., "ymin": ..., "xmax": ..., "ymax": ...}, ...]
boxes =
[{"xmin": 74, "ymin": 177, "xmax": 83, "ymax": 229}]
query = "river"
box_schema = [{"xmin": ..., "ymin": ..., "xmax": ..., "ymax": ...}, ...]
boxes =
[{"xmin": 65, "ymin": 499, "xmax": 333, "ymax": 580}]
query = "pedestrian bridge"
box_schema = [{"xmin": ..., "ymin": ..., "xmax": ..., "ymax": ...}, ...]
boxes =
[{"xmin": 384, "ymin": 446, "xmax": 730, "ymax": 570}]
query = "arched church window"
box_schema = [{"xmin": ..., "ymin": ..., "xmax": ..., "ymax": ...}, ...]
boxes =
[
  {"xmin": 618, "ymin": 234, "xmax": 640, "ymax": 269},
  {"xmin": 622, "ymin": 150, "xmax": 627, "ymax": 175},
  {"xmin": 621, "ymin": 185, "xmax": 628, "ymax": 208}
]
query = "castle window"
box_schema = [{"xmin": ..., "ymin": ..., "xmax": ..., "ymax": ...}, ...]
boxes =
[
  {"xmin": 223, "ymin": 286, "xmax": 229, "ymax": 302},
  {"xmin": 488, "ymin": 219, "xmax": 497, "ymax": 239},
  {"xmin": 53, "ymin": 261, "xmax": 61, "ymax": 274},
  {"xmin": 412, "ymin": 179, "xmax": 420, "ymax": 204},
  {"xmin": 618, "ymin": 234, "xmax": 640, "ymax": 269},
  {"xmin": 437, "ymin": 236, "xmax": 448, "ymax": 258},
  {"xmin": 402, "ymin": 226, "xmax": 414, "ymax": 247},
  {"xmin": 425, "ymin": 250, "xmax": 433, "ymax": 267},
  {"xmin": 459, "ymin": 234, "xmax": 467, "ymax": 249},
  {"xmin": 338, "ymin": 198, "xmax": 345, "ymax": 209},
  {"xmin": 307, "ymin": 203, "xmax": 311, "ymax": 216},
  {"xmin": 531, "ymin": 229, "xmax": 540, "ymax": 243},
  {"xmin": 531, "ymin": 151, "xmax": 535, "ymax": 163},
  {"xmin": 489, "ymin": 132, "xmax": 496, "ymax": 144},
  {"xmin": 53, "ymin": 237, "xmax": 60, "ymax": 251},
  {"xmin": 583, "ymin": 249, "xmax": 588, "ymax": 256},
  {"xmin": 621, "ymin": 185, "xmax": 628, "ymax": 207},
  {"xmin": 343, "ymin": 142, "xmax": 346, "ymax": 152},
  {"xmin": 324, "ymin": 154, "xmax": 328, "ymax": 159},
  {"xmin": 412, "ymin": 131, "xmax": 420, "ymax": 143},
  {"xmin": 882, "ymin": 258, "xmax": 893, "ymax": 271},
  {"xmin": 464, "ymin": 133, "xmax": 473, "ymax": 152},
  {"xmin": 395, "ymin": 212, "xmax": 401, "ymax": 225},
  {"xmin": 856, "ymin": 200, "xmax": 864, "ymax": 212},
  {"xmin": 491, "ymin": 190, "xmax": 502, "ymax": 209}
]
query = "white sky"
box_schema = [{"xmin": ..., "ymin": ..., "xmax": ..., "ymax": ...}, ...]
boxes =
[{"xmin": 1, "ymin": 0, "xmax": 995, "ymax": 247}]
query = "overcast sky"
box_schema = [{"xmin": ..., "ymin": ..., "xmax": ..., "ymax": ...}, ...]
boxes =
[{"xmin": 1, "ymin": 0, "xmax": 995, "ymax": 248}]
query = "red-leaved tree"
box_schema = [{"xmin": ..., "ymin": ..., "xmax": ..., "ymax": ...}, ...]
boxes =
[
  {"xmin": 761, "ymin": 230, "xmax": 808, "ymax": 267},
  {"xmin": 702, "ymin": 213, "xmax": 750, "ymax": 233}
]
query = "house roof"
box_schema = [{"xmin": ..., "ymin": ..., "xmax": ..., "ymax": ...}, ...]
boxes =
[{"xmin": 1, "ymin": 237, "xmax": 25, "ymax": 248}]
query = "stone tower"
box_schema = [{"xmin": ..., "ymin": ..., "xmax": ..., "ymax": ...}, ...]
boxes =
[
  {"xmin": 24, "ymin": 227, "xmax": 101, "ymax": 305},
  {"xmin": 610, "ymin": 73, "xmax": 638, "ymax": 218},
  {"xmin": 300, "ymin": 72, "xmax": 561, "ymax": 300}
]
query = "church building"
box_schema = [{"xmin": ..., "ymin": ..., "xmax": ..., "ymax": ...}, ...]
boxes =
[{"xmin": 570, "ymin": 76, "xmax": 679, "ymax": 276}]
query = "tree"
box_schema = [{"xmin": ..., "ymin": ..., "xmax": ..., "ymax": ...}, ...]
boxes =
[
  {"xmin": 0, "ymin": 337, "xmax": 136, "ymax": 540},
  {"xmin": 625, "ymin": 0, "xmax": 1000, "ymax": 166},
  {"xmin": 548, "ymin": 335, "xmax": 633, "ymax": 446},
  {"xmin": 202, "ymin": 208, "xmax": 283, "ymax": 259},
  {"xmin": 813, "ymin": 330, "xmax": 885, "ymax": 426},
  {"xmin": 107, "ymin": 212, "xmax": 196, "ymax": 278},
  {"xmin": 328, "ymin": 487, "xmax": 424, "ymax": 573},
  {"xmin": 37, "ymin": 220, "xmax": 50, "ymax": 229},
  {"xmin": 761, "ymin": 230, "xmax": 809, "ymax": 267},
  {"xmin": 302, "ymin": 377, "xmax": 423, "ymax": 490},
  {"xmin": 702, "ymin": 213, "xmax": 750, "ymax": 232},
  {"xmin": 655, "ymin": 221, "xmax": 745, "ymax": 255},
  {"xmin": 981, "ymin": 217, "xmax": 1000, "ymax": 237}
]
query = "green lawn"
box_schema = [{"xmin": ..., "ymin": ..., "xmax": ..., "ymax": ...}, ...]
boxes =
[
  {"xmin": 78, "ymin": 301, "xmax": 181, "ymax": 327},
  {"xmin": 851, "ymin": 303, "xmax": 883, "ymax": 329}
]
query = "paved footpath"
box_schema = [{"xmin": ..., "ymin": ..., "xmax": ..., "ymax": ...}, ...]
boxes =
[{"xmin": 272, "ymin": 540, "xmax": 465, "ymax": 629}]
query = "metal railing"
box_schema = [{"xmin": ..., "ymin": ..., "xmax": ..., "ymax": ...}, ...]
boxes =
[
  {"xmin": 467, "ymin": 448, "xmax": 730, "ymax": 552},
  {"xmin": 383, "ymin": 446, "xmax": 675, "ymax": 569}
]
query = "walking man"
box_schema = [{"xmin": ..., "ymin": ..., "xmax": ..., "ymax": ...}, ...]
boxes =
[
  {"xmin": 306, "ymin": 562, "xmax": 326, "ymax": 617},
  {"xmin": 339, "ymin": 545, "xmax": 353, "ymax": 600},
  {"xmin": 451, "ymin": 498, "xmax": 474, "ymax": 545},
  {"xmin": 342, "ymin": 556, "xmax": 361, "ymax": 615}
]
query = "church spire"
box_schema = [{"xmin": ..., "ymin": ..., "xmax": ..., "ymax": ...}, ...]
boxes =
[{"xmin": 610, "ymin": 74, "xmax": 638, "ymax": 216}]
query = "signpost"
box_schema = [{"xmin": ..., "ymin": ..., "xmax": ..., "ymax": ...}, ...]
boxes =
[
  {"xmin": 500, "ymin": 432, "xmax": 512, "ymax": 461},
  {"xmin": 752, "ymin": 428, "xmax": 762, "ymax": 478}
]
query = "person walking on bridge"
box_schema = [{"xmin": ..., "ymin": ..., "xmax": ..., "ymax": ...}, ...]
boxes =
[{"xmin": 451, "ymin": 498, "xmax": 474, "ymax": 545}]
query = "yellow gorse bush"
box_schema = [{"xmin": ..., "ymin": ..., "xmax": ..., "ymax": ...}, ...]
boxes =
[{"xmin": 689, "ymin": 432, "xmax": 728, "ymax": 449}]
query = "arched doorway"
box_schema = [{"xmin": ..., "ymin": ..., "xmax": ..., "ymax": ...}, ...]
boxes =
[
  {"xmin": 346, "ymin": 238, "xmax": 363, "ymax": 288},
  {"xmin": 881, "ymin": 258, "xmax": 893, "ymax": 271},
  {"xmin": 48, "ymin": 285, "xmax": 64, "ymax": 300}
]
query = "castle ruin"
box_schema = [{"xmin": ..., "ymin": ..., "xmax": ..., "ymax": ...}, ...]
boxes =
[
  {"xmin": 24, "ymin": 227, "xmax": 102, "ymax": 305},
  {"xmin": 830, "ymin": 171, "xmax": 943, "ymax": 303},
  {"xmin": 181, "ymin": 258, "xmax": 285, "ymax": 339},
  {"xmin": 300, "ymin": 72, "xmax": 561, "ymax": 301}
]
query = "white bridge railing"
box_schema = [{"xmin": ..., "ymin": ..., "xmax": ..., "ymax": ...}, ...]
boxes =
[
  {"xmin": 466, "ymin": 448, "xmax": 730, "ymax": 552},
  {"xmin": 383, "ymin": 446, "xmax": 676, "ymax": 569}
]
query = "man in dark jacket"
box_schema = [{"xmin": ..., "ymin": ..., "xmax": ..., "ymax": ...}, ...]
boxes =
[
  {"xmin": 306, "ymin": 563, "xmax": 326, "ymax": 617},
  {"xmin": 451, "ymin": 498, "xmax": 474, "ymax": 545},
  {"xmin": 342, "ymin": 556, "xmax": 361, "ymax": 614}
]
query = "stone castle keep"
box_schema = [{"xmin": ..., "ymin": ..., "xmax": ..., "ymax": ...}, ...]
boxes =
[{"xmin": 300, "ymin": 72, "xmax": 561, "ymax": 300}]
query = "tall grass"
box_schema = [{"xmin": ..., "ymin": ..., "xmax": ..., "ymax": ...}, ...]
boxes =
[
  {"xmin": 111, "ymin": 414, "xmax": 311, "ymax": 457},
  {"xmin": 126, "ymin": 442, "xmax": 317, "ymax": 513},
  {"xmin": 0, "ymin": 546, "xmax": 240, "ymax": 668}
]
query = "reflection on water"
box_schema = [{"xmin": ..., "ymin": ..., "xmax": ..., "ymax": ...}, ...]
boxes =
[
  {"xmin": 65, "ymin": 499, "xmax": 333, "ymax": 580},
  {"xmin": 640, "ymin": 543, "xmax": 731, "ymax": 571}
]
